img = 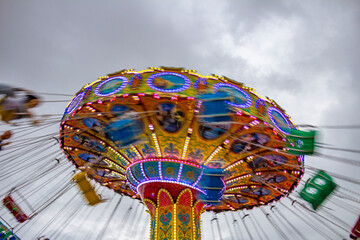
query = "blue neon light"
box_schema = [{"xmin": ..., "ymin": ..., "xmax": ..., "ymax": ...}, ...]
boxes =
[
  {"xmin": 268, "ymin": 107, "xmax": 291, "ymax": 135},
  {"xmin": 94, "ymin": 76, "xmax": 128, "ymax": 97},
  {"xmin": 147, "ymin": 72, "xmax": 191, "ymax": 93},
  {"xmin": 66, "ymin": 91, "xmax": 85, "ymax": 114},
  {"xmin": 213, "ymin": 83, "xmax": 252, "ymax": 108}
]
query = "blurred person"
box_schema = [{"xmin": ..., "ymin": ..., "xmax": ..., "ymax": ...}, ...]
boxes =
[
  {"xmin": 0, "ymin": 84, "xmax": 41, "ymax": 124},
  {"xmin": 0, "ymin": 83, "xmax": 27, "ymax": 97}
]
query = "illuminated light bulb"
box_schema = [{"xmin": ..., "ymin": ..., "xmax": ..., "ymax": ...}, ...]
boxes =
[
  {"xmin": 158, "ymin": 162, "xmax": 163, "ymax": 179},
  {"xmin": 151, "ymin": 133, "xmax": 161, "ymax": 156},
  {"xmin": 181, "ymin": 136, "xmax": 191, "ymax": 159},
  {"xmin": 131, "ymin": 145, "xmax": 142, "ymax": 159}
]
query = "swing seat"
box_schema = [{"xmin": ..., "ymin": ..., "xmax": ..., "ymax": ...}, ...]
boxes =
[
  {"xmin": 198, "ymin": 92, "xmax": 232, "ymax": 117},
  {"xmin": 105, "ymin": 118, "xmax": 143, "ymax": 148},
  {"xmin": 73, "ymin": 172, "xmax": 102, "ymax": 206},
  {"xmin": 197, "ymin": 168, "xmax": 225, "ymax": 205},
  {"xmin": 3, "ymin": 195, "xmax": 29, "ymax": 223}
]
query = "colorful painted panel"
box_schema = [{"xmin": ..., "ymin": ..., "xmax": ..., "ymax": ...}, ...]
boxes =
[
  {"xmin": 132, "ymin": 162, "xmax": 147, "ymax": 182},
  {"xmin": 157, "ymin": 205, "xmax": 173, "ymax": 240},
  {"xmin": 147, "ymin": 72, "xmax": 191, "ymax": 93},
  {"xmin": 213, "ymin": 83, "xmax": 252, "ymax": 108},
  {"xmin": 176, "ymin": 205, "xmax": 192, "ymax": 240},
  {"xmin": 162, "ymin": 162, "xmax": 180, "ymax": 180},
  {"xmin": 143, "ymin": 161, "xmax": 161, "ymax": 180},
  {"xmin": 180, "ymin": 164, "xmax": 202, "ymax": 185},
  {"xmin": 94, "ymin": 76, "xmax": 128, "ymax": 96},
  {"xmin": 163, "ymin": 143, "xmax": 180, "ymax": 158},
  {"xmin": 268, "ymin": 107, "xmax": 292, "ymax": 135}
]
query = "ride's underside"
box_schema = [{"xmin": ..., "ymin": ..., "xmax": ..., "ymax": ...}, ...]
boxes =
[{"xmin": 60, "ymin": 67, "xmax": 304, "ymax": 212}]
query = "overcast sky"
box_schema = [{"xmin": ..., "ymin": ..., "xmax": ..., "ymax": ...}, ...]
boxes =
[{"xmin": 1, "ymin": 1, "xmax": 359, "ymax": 239}]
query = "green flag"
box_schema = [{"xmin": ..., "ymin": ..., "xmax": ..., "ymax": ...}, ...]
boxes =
[
  {"xmin": 299, "ymin": 170, "xmax": 336, "ymax": 210},
  {"xmin": 287, "ymin": 129, "xmax": 316, "ymax": 155}
]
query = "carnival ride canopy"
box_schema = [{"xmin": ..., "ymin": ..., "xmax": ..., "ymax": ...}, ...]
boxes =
[{"xmin": 60, "ymin": 67, "xmax": 306, "ymax": 212}]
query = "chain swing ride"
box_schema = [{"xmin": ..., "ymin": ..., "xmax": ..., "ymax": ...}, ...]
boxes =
[{"xmin": 0, "ymin": 66, "xmax": 359, "ymax": 240}]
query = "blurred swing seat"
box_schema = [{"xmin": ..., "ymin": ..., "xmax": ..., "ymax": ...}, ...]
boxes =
[
  {"xmin": 351, "ymin": 216, "xmax": 360, "ymax": 238},
  {"xmin": 286, "ymin": 129, "xmax": 317, "ymax": 155},
  {"xmin": 2, "ymin": 196, "xmax": 29, "ymax": 223},
  {"xmin": 197, "ymin": 93, "xmax": 234, "ymax": 133},
  {"xmin": 299, "ymin": 170, "xmax": 336, "ymax": 210},
  {"xmin": 73, "ymin": 172, "xmax": 102, "ymax": 206},
  {"xmin": 104, "ymin": 118, "xmax": 144, "ymax": 148},
  {"xmin": 198, "ymin": 168, "xmax": 225, "ymax": 205},
  {"xmin": 198, "ymin": 92, "xmax": 232, "ymax": 118}
]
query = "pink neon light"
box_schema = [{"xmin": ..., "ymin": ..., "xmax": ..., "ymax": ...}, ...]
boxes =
[
  {"xmin": 126, "ymin": 158, "xmax": 202, "ymax": 170},
  {"xmin": 136, "ymin": 180, "xmax": 205, "ymax": 194}
]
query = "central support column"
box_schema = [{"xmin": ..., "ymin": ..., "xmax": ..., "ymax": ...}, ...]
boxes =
[
  {"xmin": 139, "ymin": 183, "xmax": 205, "ymax": 240},
  {"xmin": 126, "ymin": 159, "xmax": 209, "ymax": 239}
]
